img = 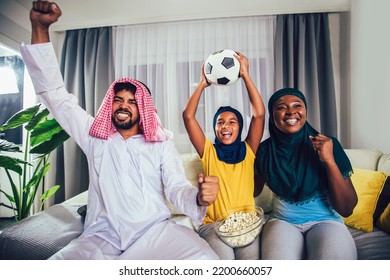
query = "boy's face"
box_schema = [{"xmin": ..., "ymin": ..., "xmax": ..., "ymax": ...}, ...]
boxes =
[
  {"xmin": 111, "ymin": 89, "xmax": 140, "ymax": 130},
  {"xmin": 215, "ymin": 111, "xmax": 240, "ymax": 145}
]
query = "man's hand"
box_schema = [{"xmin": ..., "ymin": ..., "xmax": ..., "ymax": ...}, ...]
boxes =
[
  {"xmin": 196, "ymin": 173, "xmax": 219, "ymax": 206},
  {"xmin": 30, "ymin": 0, "xmax": 62, "ymax": 44}
]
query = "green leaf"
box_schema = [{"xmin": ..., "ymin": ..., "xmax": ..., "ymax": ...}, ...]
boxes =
[
  {"xmin": 24, "ymin": 161, "xmax": 52, "ymax": 218},
  {"xmin": 30, "ymin": 130, "xmax": 69, "ymax": 154},
  {"xmin": 0, "ymin": 104, "xmax": 41, "ymax": 131},
  {"xmin": 0, "ymin": 189, "xmax": 15, "ymax": 203},
  {"xmin": 0, "ymin": 139, "xmax": 21, "ymax": 153},
  {"xmin": 25, "ymin": 107, "xmax": 50, "ymax": 131},
  {"xmin": 0, "ymin": 102, "xmax": 68, "ymax": 221},
  {"xmin": 4, "ymin": 169, "xmax": 20, "ymax": 212},
  {"xmin": 40, "ymin": 185, "xmax": 60, "ymax": 202},
  {"xmin": 24, "ymin": 171, "xmax": 43, "ymax": 195},
  {"xmin": 24, "ymin": 161, "xmax": 50, "ymax": 193},
  {"xmin": 0, "ymin": 189, "xmax": 15, "ymax": 213},
  {"xmin": 0, "ymin": 155, "xmax": 23, "ymax": 175},
  {"xmin": 30, "ymin": 118, "xmax": 65, "ymax": 147}
]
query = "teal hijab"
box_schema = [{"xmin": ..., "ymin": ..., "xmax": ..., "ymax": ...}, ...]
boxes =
[{"xmin": 255, "ymin": 88, "xmax": 352, "ymax": 202}]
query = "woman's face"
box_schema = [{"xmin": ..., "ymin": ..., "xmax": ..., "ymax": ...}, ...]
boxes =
[
  {"xmin": 272, "ymin": 94, "xmax": 306, "ymax": 134},
  {"xmin": 215, "ymin": 111, "xmax": 240, "ymax": 144}
]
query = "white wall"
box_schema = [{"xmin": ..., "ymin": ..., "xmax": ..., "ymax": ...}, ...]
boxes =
[
  {"xmin": 350, "ymin": 0, "xmax": 390, "ymax": 153},
  {"xmin": 49, "ymin": 0, "xmax": 351, "ymax": 31},
  {"xmin": 2, "ymin": 0, "xmax": 390, "ymax": 155},
  {"xmin": 1, "ymin": 0, "xmax": 351, "ymax": 52}
]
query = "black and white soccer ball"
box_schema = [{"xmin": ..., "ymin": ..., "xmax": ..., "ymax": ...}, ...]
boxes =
[{"xmin": 204, "ymin": 49, "xmax": 240, "ymax": 86}]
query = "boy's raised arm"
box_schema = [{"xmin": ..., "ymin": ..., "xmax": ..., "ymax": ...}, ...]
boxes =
[
  {"xmin": 182, "ymin": 63, "xmax": 210, "ymax": 157},
  {"xmin": 235, "ymin": 51, "xmax": 265, "ymax": 153}
]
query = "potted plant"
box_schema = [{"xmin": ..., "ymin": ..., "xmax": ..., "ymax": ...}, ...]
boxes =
[{"xmin": 0, "ymin": 103, "xmax": 69, "ymax": 221}]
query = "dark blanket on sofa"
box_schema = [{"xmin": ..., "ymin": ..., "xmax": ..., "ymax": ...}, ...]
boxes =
[
  {"xmin": 0, "ymin": 203, "xmax": 83, "ymax": 260},
  {"xmin": 348, "ymin": 226, "xmax": 390, "ymax": 260}
]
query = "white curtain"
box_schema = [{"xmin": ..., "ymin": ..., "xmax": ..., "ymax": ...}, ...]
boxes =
[{"xmin": 114, "ymin": 16, "xmax": 276, "ymax": 153}]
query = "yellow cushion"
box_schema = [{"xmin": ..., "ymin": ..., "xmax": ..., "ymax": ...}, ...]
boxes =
[
  {"xmin": 376, "ymin": 203, "xmax": 390, "ymax": 234},
  {"xmin": 343, "ymin": 168, "xmax": 387, "ymax": 232}
]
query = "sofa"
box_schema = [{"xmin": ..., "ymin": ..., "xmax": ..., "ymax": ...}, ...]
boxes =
[{"xmin": 0, "ymin": 148, "xmax": 389, "ymax": 260}]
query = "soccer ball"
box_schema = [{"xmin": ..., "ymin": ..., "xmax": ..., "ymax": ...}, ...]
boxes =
[{"xmin": 204, "ymin": 49, "xmax": 240, "ymax": 86}]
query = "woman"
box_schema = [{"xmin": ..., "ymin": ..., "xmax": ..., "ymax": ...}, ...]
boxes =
[{"xmin": 254, "ymin": 88, "xmax": 358, "ymax": 259}]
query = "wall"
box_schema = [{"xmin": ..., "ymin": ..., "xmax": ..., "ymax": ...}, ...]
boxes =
[
  {"xmin": 1, "ymin": 0, "xmax": 389, "ymax": 155},
  {"xmin": 350, "ymin": 0, "xmax": 390, "ymax": 153},
  {"xmin": 1, "ymin": 0, "xmax": 350, "ymax": 52},
  {"xmin": 0, "ymin": 0, "xmax": 30, "ymax": 53},
  {"xmin": 49, "ymin": 0, "xmax": 351, "ymax": 31}
]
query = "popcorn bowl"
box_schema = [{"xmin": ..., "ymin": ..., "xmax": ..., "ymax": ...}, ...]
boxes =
[{"xmin": 214, "ymin": 205, "xmax": 265, "ymax": 248}]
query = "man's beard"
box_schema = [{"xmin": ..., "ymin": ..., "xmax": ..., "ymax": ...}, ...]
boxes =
[{"xmin": 112, "ymin": 110, "xmax": 139, "ymax": 130}]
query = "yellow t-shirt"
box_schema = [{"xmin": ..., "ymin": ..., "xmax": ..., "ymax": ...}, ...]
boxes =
[{"xmin": 201, "ymin": 139, "xmax": 255, "ymax": 224}]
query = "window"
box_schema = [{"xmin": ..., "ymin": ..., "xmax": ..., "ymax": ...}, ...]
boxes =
[
  {"xmin": 0, "ymin": 55, "xmax": 24, "ymax": 144},
  {"xmin": 114, "ymin": 16, "xmax": 276, "ymax": 153}
]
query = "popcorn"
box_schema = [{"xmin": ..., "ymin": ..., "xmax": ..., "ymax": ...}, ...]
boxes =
[
  {"xmin": 215, "ymin": 208, "xmax": 264, "ymax": 248},
  {"xmin": 218, "ymin": 210, "xmax": 260, "ymax": 233}
]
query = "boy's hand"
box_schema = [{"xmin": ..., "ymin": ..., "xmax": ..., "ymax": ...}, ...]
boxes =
[
  {"xmin": 200, "ymin": 63, "xmax": 212, "ymax": 88},
  {"xmin": 234, "ymin": 51, "xmax": 250, "ymax": 79},
  {"xmin": 196, "ymin": 173, "xmax": 219, "ymax": 206}
]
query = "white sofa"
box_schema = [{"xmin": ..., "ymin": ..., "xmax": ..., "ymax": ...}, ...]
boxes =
[{"xmin": 1, "ymin": 149, "xmax": 389, "ymax": 259}]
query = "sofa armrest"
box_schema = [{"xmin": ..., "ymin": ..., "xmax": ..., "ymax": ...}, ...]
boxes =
[
  {"xmin": 0, "ymin": 203, "xmax": 84, "ymax": 260},
  {"xmin": 378, "ymin": 153, "xmax": 390, "ymax": 174}
]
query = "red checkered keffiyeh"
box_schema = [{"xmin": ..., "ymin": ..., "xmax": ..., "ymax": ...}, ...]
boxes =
[{"xmin": 89, "ymin": 78, "xmax": 172, "ymax": 141}]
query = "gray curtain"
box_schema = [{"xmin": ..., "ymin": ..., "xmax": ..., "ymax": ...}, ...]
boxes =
[
  {"xmin": 52, "ymin": 27, "xmax": 114, "ymax": 203},
  {"xmin": 274, "ymin": 13, "xmax": 337, "ymax": 137}
]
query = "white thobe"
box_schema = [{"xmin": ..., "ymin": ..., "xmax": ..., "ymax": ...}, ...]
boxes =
[{"xmin": 19, "ymin": 43, "xmax": 218, "ymax": 260}]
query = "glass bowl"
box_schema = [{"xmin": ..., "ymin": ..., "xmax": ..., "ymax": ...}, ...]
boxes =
[{"xmin": 214, "ymin": 205, "xmax": 265, "ymax": 248}]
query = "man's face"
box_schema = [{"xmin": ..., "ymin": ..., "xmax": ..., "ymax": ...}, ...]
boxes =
[
  {"xmin": 111, "ymin": 89, "xmax": 140, "ymax": 130},
  {"xmin": 272, "ymin": 94, "xmax": 307, "ymax": 134}
]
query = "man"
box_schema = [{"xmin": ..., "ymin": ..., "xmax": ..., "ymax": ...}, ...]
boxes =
[{"xmin": 21, "ymin": 0, "xmax": 220, "ymax": 260}]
